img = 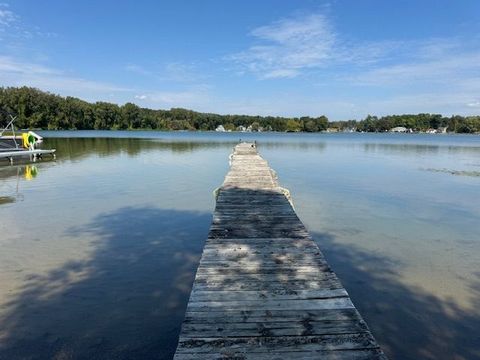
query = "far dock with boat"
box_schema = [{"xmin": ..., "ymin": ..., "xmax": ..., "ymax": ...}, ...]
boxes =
[{"xmin": 0, "ymin": 113, "xmax": 56, "ymax": 164}]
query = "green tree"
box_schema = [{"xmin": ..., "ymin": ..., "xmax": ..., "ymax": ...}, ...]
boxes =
[
  {"xmin": 120, "ymin": 103, "xmax": 141, "ymax": 129},
  {"xmin": 286, "ymin": 119, "xmax": 301, "ymax": 132}
]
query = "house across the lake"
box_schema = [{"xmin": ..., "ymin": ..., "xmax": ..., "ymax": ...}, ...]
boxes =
[{"xmin": 390, "ymin": 126, "xmax": 407, "ymax": 132}]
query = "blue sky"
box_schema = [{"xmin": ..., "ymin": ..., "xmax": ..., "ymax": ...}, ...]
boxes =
[{"xmin": 0, "ymin": 0, "xmax": 479, "ymax": 120}]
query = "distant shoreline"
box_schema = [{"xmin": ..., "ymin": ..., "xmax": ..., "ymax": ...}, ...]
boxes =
[
  {"xmin": 2, "ymin": 87, "xmax": 479, "ymax": 134},
  {"xmin": 34, "ymin": 129, "xmax": 478, "ymax": 135}
]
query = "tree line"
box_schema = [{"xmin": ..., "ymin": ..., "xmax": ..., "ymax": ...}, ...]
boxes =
[
  {"xmin": 330, "ymin": 114, "xmax": 480, "ymax": 133},
  {"xmin": 0, "ymin": 87, "xmax": 327, "ymax": 132},
  {"xmin": 1, "ymin": 87, "xmax": 479, "ymax": 133}
]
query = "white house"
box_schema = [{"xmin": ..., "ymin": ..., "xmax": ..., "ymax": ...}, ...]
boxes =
[{"xmin": 390, "ymin": 126, "xmax": 407, "ymax": 133}]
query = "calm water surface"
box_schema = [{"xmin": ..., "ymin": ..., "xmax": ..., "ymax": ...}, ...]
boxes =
[{"xmin": 0, "ymin": 131, "xmax": 479, "ymax": 359}]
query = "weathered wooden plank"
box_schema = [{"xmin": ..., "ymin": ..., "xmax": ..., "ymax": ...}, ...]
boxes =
[
  {"xmin": 180, "ymin": 319, "xmax": 369, "ymax": 338},
  {"xmin": 176, "ymin": 333, "xmax": 379, "ymax": 353},
  {"xmin": 197, "ymin": 263, "xmax": 329, "ymax": 271},
  {"xmin": 174, "ymin": 349, "xmax": 387, "ymax": 360},
  {"xmin": 183, "ymin": 308, "xmax": 362, "ymax": 322},
  {"xmin": 185, "ymin": 298, "xmax": 355, "ymax": 311},
  {"xmin": 203, "ymin": 237, "xmax": 316, "ymax": 244},
  {"xmin": 191, "ymin": 278, "xmax": 343, "ymax": 292},
  {"xmin": 193, "ymin": 273, "xmax": 338, "ymax": 283},
  {"xmin": 189, "ymin": 288, "xmax": 348, "ymax": 302},
  {"xmin": 212, "ymin": 216, "xmax": 301, "ymax": 223},
  {"xmin": 199, "ymin": 254, "xmax": 323, "ymax": 264},
  {"xmin": 208, "ymin": 230, "xmax": 311, "ymax": 239},
  {"xmin": 192, "ymin": 273, "xmax": 340, "ymax": 283},
  {"xmin": 197, "ymin": 264, "xmax": 329, "ymax": 279},
  {"xmin": 200, "ymin": 251, "xmax": 324, "ymax": 259},
  {"xmin": 192, "ymin": 281, "xmax": 341, "ymax": 293},
  {"xmin": 174, "ymin": 142, "xmax": 385, "ymax": 359},
  {"xmin": 213, "ymin": 204, "xmax": 293, "ymax": 210},
  {"xmin": 209, "ymin": 222, "xmax": 305, "ymax": 229},
  {"xmin": 216, "ymin": 194, "xmax": 287, "ymax": 198},
  {"xmin": 201, "ymin": 245, "xmax": 322, "ymax": 255},
  {"xmin": 201, "ymin": 245, "xmax": 323, "ymax": 255},
  {"xmin": 198, "ymin": 261, "xmax": 328, "ymax": 269}
]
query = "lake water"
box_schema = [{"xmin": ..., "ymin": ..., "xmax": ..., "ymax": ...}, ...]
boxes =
[{"xmin": 0, "ymin": 131, "xmax": 479, "ymax": 360}]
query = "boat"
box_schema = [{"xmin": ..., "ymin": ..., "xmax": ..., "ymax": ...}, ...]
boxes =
[{"xmin": 0, "ymin": 113, "xmax": 56, "ymax": 164}]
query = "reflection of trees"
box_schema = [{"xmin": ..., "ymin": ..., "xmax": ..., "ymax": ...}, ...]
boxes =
[
  {"xmin": 0, "ymin": 196, "xmax": 15, "ymax": 204},
  {"xmin": 0, "ymin": 191, "xmax": 478, "ymax": 359},
  {"xmin": 40, "ymin": 137, "xmax": 328, "ymax": 162},
  {"xmin": 262, "ymin": 141, "xmax": 327, "ymax": 152},
  {"xmin": 0, "ymin": 165, "xmax": 49, "ymax": 205},
  {"xmin": 313, "ymin": 232, "xmax": 480, "ymax": 360},
  {"xmin": 42, "ymin": 138, "xmax": 229, "ymax": 161},
  {"xmin": 0, "ymin": 207, "xmax": 210, "ymax": 360}
]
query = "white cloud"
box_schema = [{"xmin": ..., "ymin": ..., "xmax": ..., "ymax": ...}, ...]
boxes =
[
  {"xmin": 0, "ymin": 55, "xmax": 212, "ymax": 111},
  {"xmin": 251, "ymin": 13, "xmax": 332, "ymax": 44},
  {"xmin": 0, "ymin": 4, "xmax": 17, "ymax": 31},
  {"xmin": 228, "ymin": 12, "xmax": 401, "ymax": 80},
  {"xmin": 133, "ymin": 85, "xmax": 211, "ymax": 109},
  {"xmin": 212, "ymin": 90, "xmax": 479, "ymax": 120},
  {"xmin": 0, "ymin": 55, "xmax": 59, "ymax": 75},
  {"xmin": 467, "ymin": 101, "xmax": 480, "ymax": 108},
  {"xmin": 0, "ymin": 3, "xmax": 57, "ymax": 43},
  {"xmin": 0, "ymin": 56, "xmax": 131, "ymax": 100},
  {"xmin": 2, "ymin": 5, "xmax": 479, "ymax": 119},
  {"xmin": 125, "ymin": 61, "xmax": 205, "ymax": 83},
  {"xmin": 227, "ymin": 10, "xmax": 480, "ymax": 117},
  {"xmin": 262, "ymin": 69, "xmax": 300, "ymax": 79},
  {"xmin": 229, "ymin": 11, "xmax": 480, "ymax": 93},
  {"xmin": 360, "ymin": 92, "xmax": 480, "ymax": 117},
  {"xmin": 202, "ymin": 93, "xmax": 358, "ymax": 119},
  {"xmin": 349, "ymin": 45, "xmax": 480, "ymax": 87},
  {"xmin": 230, "ymin": 13, "xmax": 337, "ymax": 79},
  {"xmin": 164, "ymin": 62, "xmax": 203, "ymax": 82},
  {"xmin": 125, "ymin": 64, "xmax": 151, "ymax": 76}
]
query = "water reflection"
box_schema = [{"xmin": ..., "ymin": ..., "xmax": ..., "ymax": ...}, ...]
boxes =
[
  {"xmin": 313, "ymin": 232, "xmax": 480, "ymax": 360},
  {"xmin": 0, "ymin": 196, "xmax": 15, "ymax": 205},
  {"xmin": 0, "ymin": 165, "xmax": 40, "ymax": 205},
  {"xmin": 0, "ymin": 206, "xmax": 210, "ymax": 360},
  {"xmin": 422, "ymin": 168, "xmax": 480, "ymax": 177},
  {"xmin": 43, "ymin": 137, "xmax": 329, "ymax": 162},
  {"xmin": 41, "ymin": 132, "xmax": 480, "ymax": 162},
  {"xmin": 0, "ymin": 165, "xmax": 39, "ymax": 181},
  {"xmin": 363, "ymin": 143, "xmax": 480, "ymax": 155},
  {"xmin": 24, "ymin": 165, "xmax": 38, "ymax": 181},
  {"xmin": 1, "ymin": 133, "xmax": 479, "ymax": 360},
  {"xmin": 43, "ymin": 138, "xmax": 232, "ymax": 161}
]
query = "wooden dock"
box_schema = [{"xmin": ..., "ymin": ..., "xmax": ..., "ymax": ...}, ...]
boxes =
[{"xmin": 174, "ymin": 142, "xmax": 386, "ymax": 359}]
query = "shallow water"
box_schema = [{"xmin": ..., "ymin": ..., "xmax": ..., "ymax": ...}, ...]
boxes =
[{"xmin": 0, "ymin": 131, "xmax": 479, "ymax": 359}]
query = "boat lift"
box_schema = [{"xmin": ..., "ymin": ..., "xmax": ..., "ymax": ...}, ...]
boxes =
[{"xmin": 0, "ymin": 113, "xmax": 56, "ymax": 164}]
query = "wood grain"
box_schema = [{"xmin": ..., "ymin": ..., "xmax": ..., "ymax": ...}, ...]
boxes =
[{"xmin": 173, "ymin": 142, "xmax": 386, "ymax": 359}]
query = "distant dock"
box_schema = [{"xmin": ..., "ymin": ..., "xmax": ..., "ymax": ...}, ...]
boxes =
[
  {"xmin": 174, "ymin": 142, "xmax": 386, "ymax": 359},
  {"xmin": 0, "ymin": 149, "xmax": 56, "ymax": 164}
]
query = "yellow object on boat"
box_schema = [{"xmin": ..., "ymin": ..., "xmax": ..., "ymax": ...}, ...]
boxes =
[
  {"xmin": 22, "ymin": 132, "xmax": 36, "ymax": 149},
  {"xmin": 22, "ymin": 133, "xmax": 29, "ymax": 148}
]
